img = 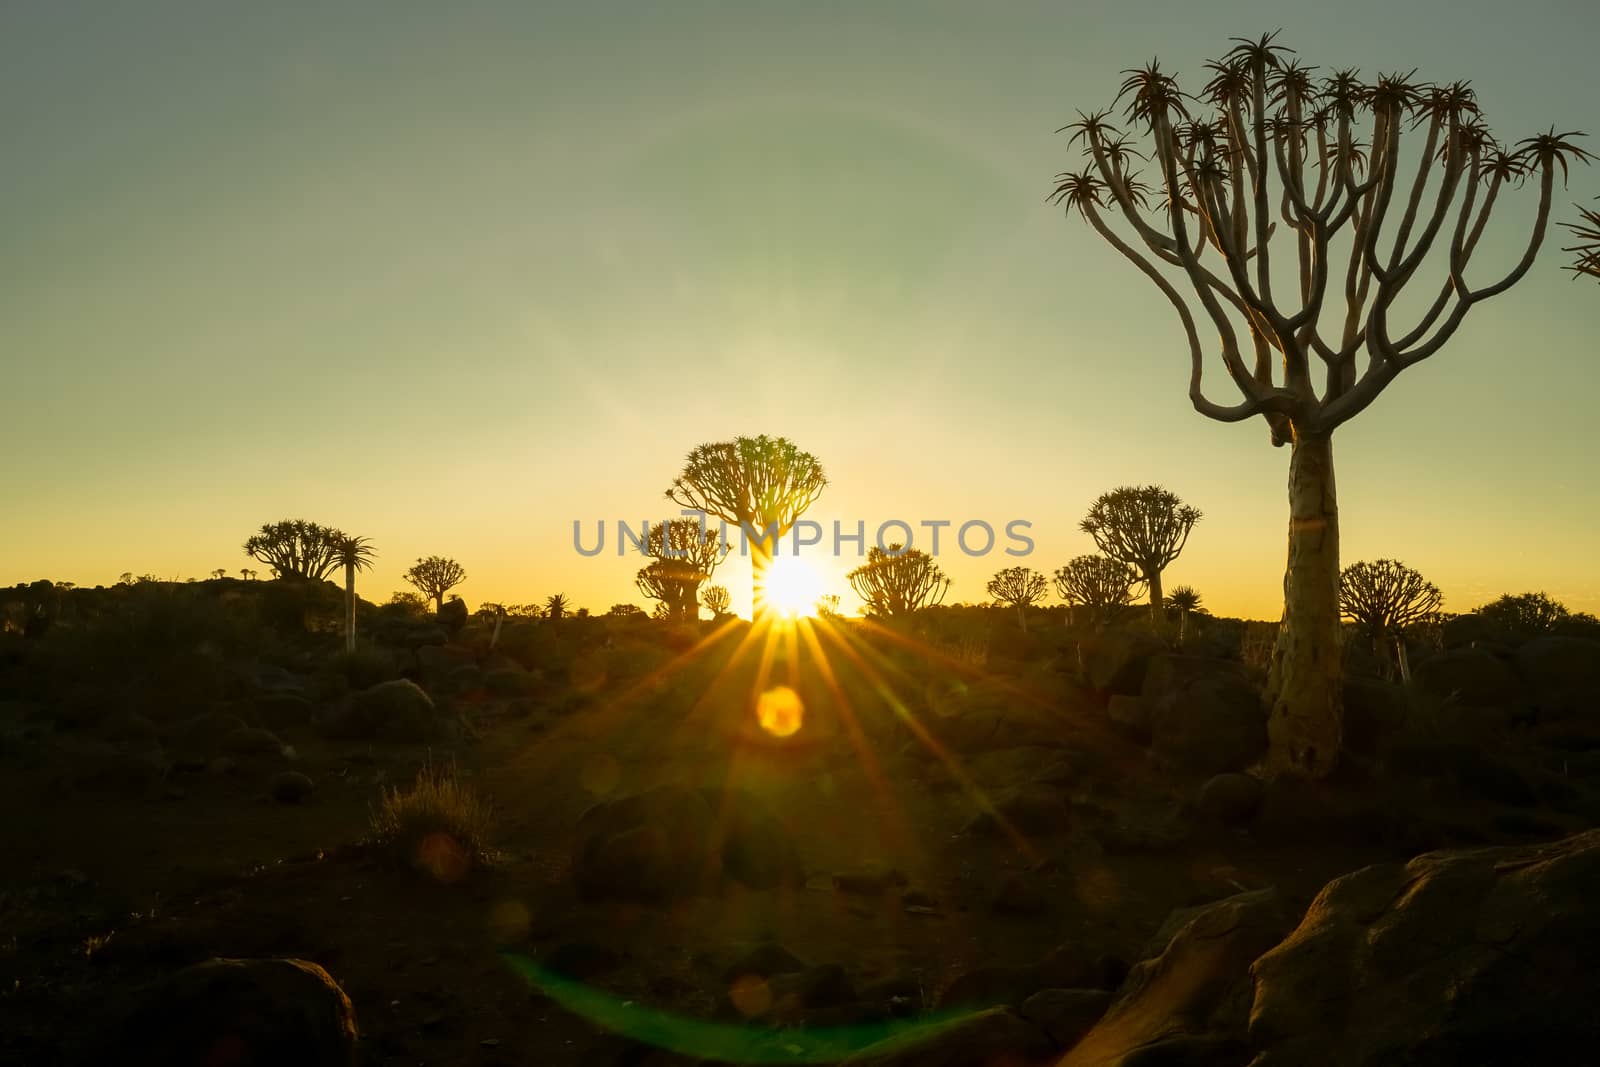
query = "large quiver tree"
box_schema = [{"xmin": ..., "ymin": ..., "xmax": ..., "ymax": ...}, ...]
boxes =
[
  {"xmin": 634, "ymin": 517, "xmax": 730, "ymax": 621},
  {"xmin": 244, "ymin": 520, "xmax": 344, "ymax": 581},
  {"xmin": 1339, "ymin": 558, "xmax": 1441, "ymax": 678},
  {"xmin": 665, "ymin": 435, "xmax": 826, "ymax": 619},
  {"xmin": 1052, "ymin": 32, "xmax": 1588, "ymax": 778}
]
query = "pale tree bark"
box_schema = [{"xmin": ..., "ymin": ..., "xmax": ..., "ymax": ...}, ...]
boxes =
[
  {"xmin": 1265, "ymin": 433, "xmax": 1343, "ymax": 778},
  {"xmin": 1146, "ymin": 570, "xmax": 1165, "ymax": 631}
]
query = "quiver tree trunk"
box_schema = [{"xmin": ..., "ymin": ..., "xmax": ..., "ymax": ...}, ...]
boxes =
[
  {"xmin": 749, "ymin": 535, "xmax": 775, "ymax": 619},
  {"xmin": 343, "ymin": 564, "xmax": 357, "ymax": 653},
  {"xmin": 1146, "ymin": 570, "xmax": 1165, "ymax": 631},
  {"xmin": 1265, "ymin": 432, "xmax": 1344, "ymax": 779}
]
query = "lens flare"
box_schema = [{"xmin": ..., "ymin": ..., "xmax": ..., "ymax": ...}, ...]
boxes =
[{"xmin": 755, "ymin": 685, "xmax": 804, "ymax": 737}]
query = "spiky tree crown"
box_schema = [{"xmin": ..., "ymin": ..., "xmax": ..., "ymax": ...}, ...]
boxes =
[
  {"xmin": 1052, "ymin": 32, "xmax": 1590, "ymax": 444},
  {"xmin": 666, "ymin": 435, "xmax": 826, "ymax": 537}
]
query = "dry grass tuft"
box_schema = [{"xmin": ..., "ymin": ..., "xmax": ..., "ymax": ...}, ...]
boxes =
[{"xmin": 368, "ymin": 761, "xmax": 496, "ymax": 882}]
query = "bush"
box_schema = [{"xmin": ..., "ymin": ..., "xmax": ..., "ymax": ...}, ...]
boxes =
[
  {"xmin": 368, "ymin": 762, "xmax": 495, "ymax": 881},
  {"xmin": 325, "ymin": 646, "xmax": 397, "ymax": 691}
]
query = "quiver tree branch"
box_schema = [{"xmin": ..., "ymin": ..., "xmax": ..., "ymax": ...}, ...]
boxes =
[{"xmin": 1052, "ymin": 31, "xmax": 1587, "ymax": 779}]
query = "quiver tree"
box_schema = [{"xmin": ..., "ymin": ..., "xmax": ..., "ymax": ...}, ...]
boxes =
[
  {"xmin": 986, "ymin": 567, "xmax": 1049, "ymax": 632},
  {"xmin": 700, "ymin": 585, "xmax": 731, "ymax": 618},
  {"xmin": 244, "ymin": 520, "xmax": 344, "ymax": 581},
  {"xmin": 1054, "ymin": 555, "xmax": 1143, "ymax": 629},
  {"xmin": 665, "ymin": 435, "xmax": 826, "ymax": 619},
  {"xmin": 634, "ymin": 518, "xmax": 730, "ymax": 622},
  {"xmin": 1052, "ymin": 33, "xmax": 1589, "ymax": 778},
  {"xmin": 1339, "ymin": 559, "xmax": 1441, "ymax": 679},
  {"xmin": 403, "ymin": 556, "xmax": 466, "ymax": 613},
  {"xmin": 330, "ymin": 534, "xmax": 377, "ymax": 653},
  {"xmin": 847, "ymin": 545, "xmax": 950, "ymax": 618},
  {"xmin": 1166, "ymin": 584, "xmax": 1205, "ymax": 642},
  {"xmin": 1080, "ymin": 485, "xmax": 1201, "ymax": 627},
  {"xmin": 1564, "ymin": 197, "xmax": 1600, "ymax": 280},
  {"xmin": 544, "ymin": 593, "xmax": 569, "ymax": 625}
]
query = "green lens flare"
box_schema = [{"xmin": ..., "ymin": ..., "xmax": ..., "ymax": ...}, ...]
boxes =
[{"xmin": 500, "ymin": 953, "xmax": 979, "ymax": 1063}]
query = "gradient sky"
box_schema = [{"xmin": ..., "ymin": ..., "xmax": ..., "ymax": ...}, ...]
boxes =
[{"xmin": 5, "ymin": 0, "xmax": 1599, "ymax": 619}]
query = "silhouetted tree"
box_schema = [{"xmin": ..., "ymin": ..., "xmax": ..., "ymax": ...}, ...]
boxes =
[
  {"xmin": 210, "ymin": 568, "xmax": 227, "ymax": 580},
  {"xmin": 1052, "ymin": 34, "xmax": 1589, "ymax": 777},
  {"xmin": 816, "ymin": 592, "xmax": 842, "ymax": 619},
  {"xmin": 665, "ymin": 435, "xmax": 826, "ymax": 618},
  {"xmin": 1080, "ymin": 486, "xmax": 1200, "ymax": 629},
  {"xmin": 404, "ymin": 556, "xmax": 466, "ymax": 613},
  {"xmin": 987, "ymin": 567, "xmax": 1049, "ymax": 632},
  {"xmin": 1564, "ymin": 197, "xmax": 1600, "ymax": 280},
  {"xmin": 848, "ymin": 545, "xmax": 950, "ymax": 618},
  {"xmin": 1166, "ymin": 584, "xmax": 1205, "ymax": 642},
  {"xmin": 608, "ymin": 603, "xmax": 645, "ymax": 618},
  {"xmin": 330, "ymin": 534, "xmax": 377, "ymax": 653},
  {"xmin": 700, "ymin": 585, "xmax": 731, "ymax": 618},
  {"xmin": 1340, "ymin": 559, "xmax": 1442, "ymax": 679},
  {"xmin": 634, "ymin": 518, "xmax": 730, "ymax": 622},
  {"xmin": 545, "ymin": 593, "xmax": 570, "ymax": 625},
  {"xmin": 1054, "ymin": 555, "xmax": 1142, "ymax": 629},
  {"xmin": 239, "ymin": 568, "xmax": 257, "ymax": 581},
  {"xmin": 1476, "ymin": 592, "xmax": 1570, "ymax": 636},
  {"xmin": 244, "ymin": 520, "xmax": 344, "ymax": 581}
]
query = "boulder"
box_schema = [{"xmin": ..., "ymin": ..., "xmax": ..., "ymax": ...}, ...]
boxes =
[
  {"xmin": 270, "ymin": 771, "xmax": 315, "ymax": 804},
  {"xmin": 1196, "ymin": 773, "xmax": 1261, "ymax": 824},
  {"xmin": 1106, "ymin": 695, "xmax": 1149, "ymax": 738},
  {"xmin": 1409, "ymin": 648, "xmax": 1519, "ymax": 716},
  {"xmin": 1142, "ymin": 656, "xmax": 1265, "ymax": 776},
  {"xmin": 166, "ymin": 712, "xmax": 248, "ymax": 761},
  {"xmin": 1440, "ymin": 613, "xmax": 1510, "ymax": 650},
  {"xmin": 1249, "ymin": 829, "xmax": 1600, "ymax": 1065},
  {"xmin": 220, "ymin": 726, "xmax": 286, "ymax": 758},
  {"xmin": 102, "ymin": 957, "xmax": 357, "ymax": 1067},
  {"xmin": 483, "ymin": 666, "xmax": 542, "ymax": 698},
  {"xmin": 255, "ymin": 693, "xmax": 315, "ymax": 731},
  {"xmin": 324, "ymin": 680, "xmax": 436, "ymax": 742},
  {"xmin": 416, "ymin": 644, "xmax": 476, "ymax": 681},
  {"xmin": 1061, "ymin": 888, "xmax": 1293, "ymax": 1066},
  {"xmin": 1339, "ymin": 677, "xmax": 1409, "ymax": 770},
  {"xmin": 1516, "ymin": 635, "xmax": 1600, "ymax": 722},
  {"xmin": 1081, "ymin": 632, "xmax": 1167, "ymax": 696},
  {"xmin": 572, "ymin": 785, "xmax": 715, "ymax": 901},
  {"xmin": 1020, "ymin": 988, "xmax": 1115, "ymax": 1049},
  {"xmin": 842, "ymin": 1007, "xmax": 1055, "ymax": 1066}
]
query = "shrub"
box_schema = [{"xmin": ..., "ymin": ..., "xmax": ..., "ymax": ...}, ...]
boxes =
[
  {"xmin": 326, "ymin": 646, "xmax": 397, "ymax": 691},
  {"xmin": 368, "ymin": 762, "xmax": 495, "ymax": 881}
]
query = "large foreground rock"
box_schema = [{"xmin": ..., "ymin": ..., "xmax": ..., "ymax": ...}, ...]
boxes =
[
  {"xmin": 103, "ymin": 957, "xmax": 358, "ymax": 1066},
  {"xmin": 1248, "ymin": 829, "xmax": 1600, "ymax": 1066},
  {"xmin": 1516, "ymin": 635, "xmax": 1600, "ymax": 722},
  {"xmin": 1062, "ymin": 888, "xmax": 1293, "ymax": 1066}
]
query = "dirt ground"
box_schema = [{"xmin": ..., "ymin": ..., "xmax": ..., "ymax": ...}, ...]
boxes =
[{"xmin": 0, "ymin": 621, "xmax": 1531, "ymax": 1066}]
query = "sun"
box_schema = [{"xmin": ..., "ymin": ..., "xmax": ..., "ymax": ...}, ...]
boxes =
[{"xmin": 760, "ymin": 556, "xmax": 824, "ymax": 619}]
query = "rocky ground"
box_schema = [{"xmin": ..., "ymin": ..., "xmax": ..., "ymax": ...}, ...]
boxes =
[{"xmin": 2, "ymin": 597, "xmax": 1598, "ymax": 1065}]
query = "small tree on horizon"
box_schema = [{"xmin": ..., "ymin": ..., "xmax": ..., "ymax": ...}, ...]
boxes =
[
  {"xmin": 404, "ymin": 556, "xmax": 466, "ymax": 613},
  {"xmin": 847, "ymin": 545, "xmax": 950, "ymax": 618},
  {"xmin": 634, "ymin": 518, "xmax": 730, "ymax": 622},
  {"xmin": 1339, "ymin": 559, "xmax": 1442, "ymax": 679},
  {"xmin": 1166, "ymin": 584, "xmax": 1205, "ymax": 642},
  {"xmin": 665, "ymin": 435, "xmax": 826, "ymax": 619},
  {"xmin": 1080, "ymin": 486, "xmax": 1200, "ymax": 629},
  {"xmin": 244, "ymin": 520, "xmax": 344, "ymax": 581},
  {"xmin": 700, "ymin": 584, "xmax": 731, "ymax": 618},
  {"xmin": 1051, "ymin": 33, "xmax": 1588, "ymax": 777},
  {"xmin": 1054, "ymin": 555, "xmax": 1143, "ymax": 630},
  {"xmin": 986, "ymin": 567, "xmax": 1050, "ymax": 633},
  {"xmin": 545, "ymin": 593, "xmax": 570, "ymax": 626}
]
